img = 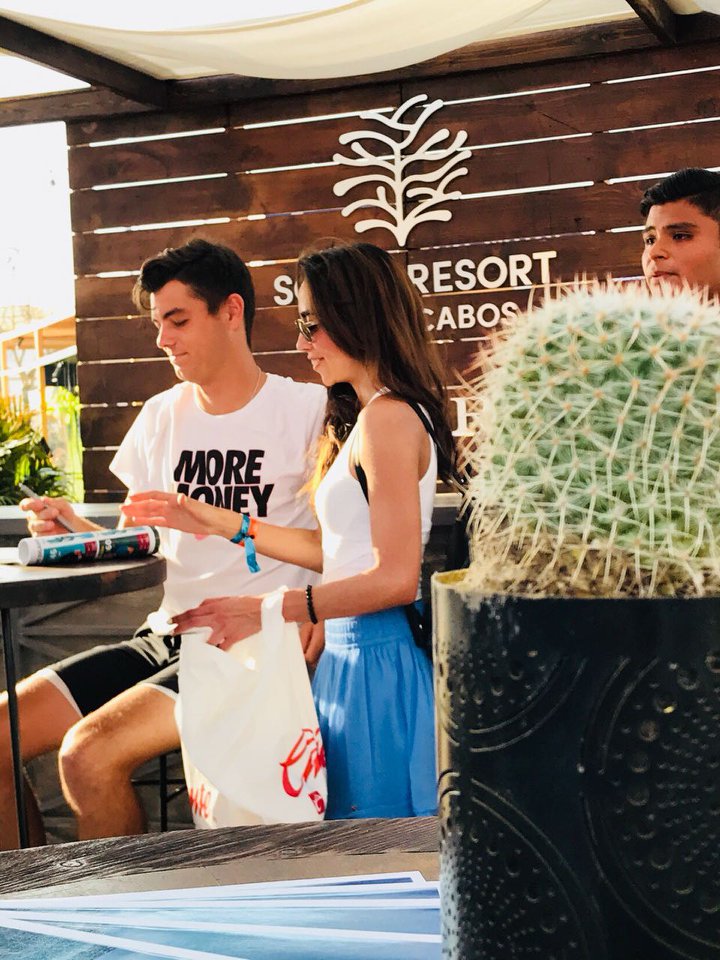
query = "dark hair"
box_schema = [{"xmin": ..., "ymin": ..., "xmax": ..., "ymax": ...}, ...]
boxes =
[
  {"xmin": 640, "ymin": 167, "xmax": 720, "ymax": 223},
  {"xmin": 297, "ymin": 241, "xmax": 456, "ymax": 485},
  {"xmin": 132, "ymin": 238, "xmax": 256, "ymax": 344}
]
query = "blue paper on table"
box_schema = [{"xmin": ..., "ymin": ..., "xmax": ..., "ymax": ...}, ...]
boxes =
[
  {"xmin": 0, "ymin": 873, "xmax": 434, "ymax": 910},
  {"xmin": 0, "ymin": 898, "xmax": 440, "ymax": 933},
  {"xmin": 0, "ymin": 918, "xmax": 441, "ymax": 960},
  {"xmin": 17, "ymin": 527, "xmax": 160, "ymax": 566},
  {"xmin": 0, "ymin": 873, "xmax": 441, "ymax": 959}
]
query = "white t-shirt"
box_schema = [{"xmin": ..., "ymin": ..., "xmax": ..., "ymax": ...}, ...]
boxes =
[{"xmin": 110, "ymin": 375, "xmax": 326, "ymax": 623}]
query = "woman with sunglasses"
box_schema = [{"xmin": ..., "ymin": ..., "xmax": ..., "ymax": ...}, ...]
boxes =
[{"xmin": 123, "ymin": 241, "xmax": 456, "ymax": 819}]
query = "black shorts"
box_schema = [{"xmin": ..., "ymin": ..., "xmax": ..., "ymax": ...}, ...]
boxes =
[{"xmin": 42, "ymin": 623, "xmax": 182, "ymax": 718}]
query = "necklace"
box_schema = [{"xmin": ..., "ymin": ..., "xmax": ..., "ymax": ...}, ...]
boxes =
[{"xmin": 248, "ymin": 366, "xmax": 264, "ymax": 404}]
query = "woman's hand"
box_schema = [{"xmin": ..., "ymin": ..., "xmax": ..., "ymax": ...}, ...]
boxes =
[
  {"xmin": 121, "ymin": 491, "xmax": 228, "ymax": 538},
  {"xmin": 171, "ymin": 595, "xmax": 263, "ymax": 650},
  {"xmin": 299, "ymin": 620, "xmax": 325, "ymax": 667}
]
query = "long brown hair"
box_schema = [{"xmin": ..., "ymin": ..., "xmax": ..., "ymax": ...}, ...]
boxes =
[{"xmin": 297, "ymin": 241, "xmax": 456, "ymax": 487}]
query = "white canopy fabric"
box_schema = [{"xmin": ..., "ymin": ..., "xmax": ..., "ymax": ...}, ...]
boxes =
[{"xmin": 0, "ymin": 0, "xmax": 718, "ymax": 83}]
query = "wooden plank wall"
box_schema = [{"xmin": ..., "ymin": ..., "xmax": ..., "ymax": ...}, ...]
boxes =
[{"xmin": 68, "ymin": 41, "xmax": 720, "ymax": 498}]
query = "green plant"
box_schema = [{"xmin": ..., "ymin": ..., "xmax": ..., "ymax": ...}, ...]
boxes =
[
  {"xmin": 462, "ymin": 282, "xmax": 720, "ymax": 597},
  {"xmin": 0, "ymin": 397, "xmax": 69, "ymax": 504},
  {"xmin": 47, "ymin": 384, "xmax": 84, "ymax": 501}
]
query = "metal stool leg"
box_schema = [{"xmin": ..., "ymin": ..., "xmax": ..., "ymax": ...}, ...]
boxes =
[
  {"xmin": 132, "ymin": 750, "xmax": 186, "ymax": 832},
  {"xmin": 1, "ymin": 607, "xmax": 28, "ymax": 848},
  {"xmin": 159, "ymin": 751, "xmax": 168, "ymax": 833}
]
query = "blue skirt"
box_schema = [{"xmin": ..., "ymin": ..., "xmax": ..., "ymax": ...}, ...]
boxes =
[{"xmin": 312, "ymin": 604, "xmax": 437, "ymax": 820}]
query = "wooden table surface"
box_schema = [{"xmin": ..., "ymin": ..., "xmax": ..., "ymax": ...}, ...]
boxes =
[
  {"xmin": 0, "ymin": 818, "xmax": 439, "ymax": 899},
  {"xmin": 0, "ymin": 547, "xmax": 166, "ymax": 608}
]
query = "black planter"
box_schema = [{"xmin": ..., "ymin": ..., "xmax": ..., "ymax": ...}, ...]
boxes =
[{"xmin": 432, "ymin": 573, "xmax": 720, "ymax": 960}]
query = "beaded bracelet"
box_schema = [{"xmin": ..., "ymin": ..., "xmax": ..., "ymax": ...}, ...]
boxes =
[
  {"xmin": 305, "ymin": 584, "xmax": 318, "ymax": 624},
  {"xmin": 230, "ymin": 514, "xmax": 260, "ymax": 573}
]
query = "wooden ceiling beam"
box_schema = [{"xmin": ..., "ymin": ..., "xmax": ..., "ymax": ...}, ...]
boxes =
[
  {"xmin": 0, "ymin": 87, "xmax": 155, "ymax": 128},
  {"xmin": 678, "ymin": 11, "xmax": 720, "ymax": 43},
  {"xmin": 0, "ymin": 15, "xmax": 168, "ymax": 107},
  {"xmin": 625, "ymin": 0, "xmax": 678, "ymax": 43}
]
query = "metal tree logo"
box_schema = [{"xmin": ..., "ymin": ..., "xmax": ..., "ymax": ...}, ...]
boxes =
[{"xmin": 333, "ymin": 94, "xmax": 472, "ymax": 246}]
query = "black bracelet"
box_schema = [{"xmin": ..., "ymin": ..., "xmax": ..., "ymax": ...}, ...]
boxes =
[{"xmin": 305, "ymin": 584, "xmax": 318, "ymax": 624}]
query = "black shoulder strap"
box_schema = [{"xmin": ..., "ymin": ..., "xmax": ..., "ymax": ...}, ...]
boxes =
[
  {"xmin": 355, "ymin": 461, "xmax": 369, "ymax": 501},
  {"xmin": 353, "ymin": 400, "xmax": 435, "ymax": 501},
  {"xmin": 406, "ymin": 399, "xmax": 435, "ymax": 440},
  {"xmin": 407, "ymin": 400, "xmax": 465, "ymax": 488}
]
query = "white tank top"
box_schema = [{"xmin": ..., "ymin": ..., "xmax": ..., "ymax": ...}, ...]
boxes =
[{"xmin": 314, "ymin": 394, "xmax": 437, "ymax": 588}]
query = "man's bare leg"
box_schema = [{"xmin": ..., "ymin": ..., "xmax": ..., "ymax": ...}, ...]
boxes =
[
  {"xmin": 0, "ymin": 674, "xmax": 82, "ymax": 849},
  {"xmin": 59, "ymin": 683, "xmax": 179, "ymax": 840}
]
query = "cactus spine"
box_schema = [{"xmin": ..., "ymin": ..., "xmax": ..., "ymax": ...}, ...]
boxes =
[{"xmin": 463, "ymin": 283, "xmax": 720, "ymax": 597}]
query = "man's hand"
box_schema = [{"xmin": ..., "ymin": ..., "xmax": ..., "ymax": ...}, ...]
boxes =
[
  {"xmin": 19, "ymin": 496, "xmax": 81, "ymax": 537},
  {"xmin": 299, "ymin": 620, "xmax": 325, "ymax": 667}
]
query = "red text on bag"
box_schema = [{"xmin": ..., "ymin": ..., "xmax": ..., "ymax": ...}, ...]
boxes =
[
  {"xmin": 280, "ymin": 727, "xmax": 326, "ymax": 798},
  {"xmin": 188, "ymin": 782, "xmax": 213, "ymax": 820}
]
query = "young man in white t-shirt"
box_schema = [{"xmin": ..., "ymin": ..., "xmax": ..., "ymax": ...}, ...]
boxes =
[{"xmin": 6, "ymin": 239, "xmax": 326, "ymax": 848}]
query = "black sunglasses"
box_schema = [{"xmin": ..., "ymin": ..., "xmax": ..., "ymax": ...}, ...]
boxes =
[{"xmin": 295, "ymin": 311, "xmax": 321, "ymax": 342}]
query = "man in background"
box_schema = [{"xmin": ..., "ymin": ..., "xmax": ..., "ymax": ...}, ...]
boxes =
[{"xmin": 641, "ymin": 167, "xmax": 720, "ymax": 297}]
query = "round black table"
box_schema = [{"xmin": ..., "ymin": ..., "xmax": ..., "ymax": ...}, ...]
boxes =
[{"xmin": 0, "ymin": 547, "xmax": 166, "ymax": 848}]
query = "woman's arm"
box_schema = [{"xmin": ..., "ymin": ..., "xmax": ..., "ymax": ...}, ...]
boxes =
[
  {"xmin": 172, "ymin": 399, "xmax": 430, "ymax": 646},
  {"xmin": 121, "ymin": 492, "xmax": 323, "ymax": 572},
  {"xmin": 283, "ymin": 397, "xmax": 429, "ymax": 619}
]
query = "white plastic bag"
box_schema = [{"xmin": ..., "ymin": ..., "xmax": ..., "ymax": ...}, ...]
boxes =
[{"xmin": 175, "ymin": 588, "xmax": 327, "ymax": 828}]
